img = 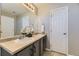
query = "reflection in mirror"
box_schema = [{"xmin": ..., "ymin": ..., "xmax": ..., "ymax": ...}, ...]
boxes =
[{"xmin": 0, "ymin": 3, "xmax": 33, "ymax": 40}]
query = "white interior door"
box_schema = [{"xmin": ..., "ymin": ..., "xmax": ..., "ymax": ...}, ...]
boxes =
[
  {"xmin": 50, "ymin": 7, "xmax": 68, "ymax": 54},
  {"xmin": 1, "ymin": 16, "xmax": 14, "ymax": 38}
]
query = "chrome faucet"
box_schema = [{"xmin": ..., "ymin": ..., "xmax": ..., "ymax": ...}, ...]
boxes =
[{"xmin": 17, "ymin": 35, "xmax": 25, "ymax": 40}]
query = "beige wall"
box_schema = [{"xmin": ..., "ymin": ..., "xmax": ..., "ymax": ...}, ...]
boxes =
[{"xmin": 68, "ymin": 4, "xmax": 79, "ymax": 56}]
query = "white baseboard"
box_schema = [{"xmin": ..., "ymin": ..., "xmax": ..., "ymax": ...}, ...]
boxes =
[
  {"xmin": 45, "ymin": 48, "xmax": 75, "ymax": 56},
  {"xmin": 45, "ymin": 48, "xmax": 68, "ymax": 55},
  {"xmin": 67, "ymin": 54, "xmax": 74, "ymax": 56}
]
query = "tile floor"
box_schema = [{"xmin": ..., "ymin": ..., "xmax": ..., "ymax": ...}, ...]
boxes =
[{"xmin": 43, "ymin": 51, "xmax": 66, "ymax": 56}]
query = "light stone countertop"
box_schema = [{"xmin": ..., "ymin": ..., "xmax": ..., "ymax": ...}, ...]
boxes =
[{"xmin": 0, "ymin": 34, "xmax": 46, "ymax": 55}]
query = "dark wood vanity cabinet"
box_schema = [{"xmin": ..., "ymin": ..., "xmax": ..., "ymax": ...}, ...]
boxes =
[
  {"xmin": 39, "ymin": 38, "xmax": 43, "ymax": 55},
  {"xmin": 0, "ymin": 35, "xmax": 47, "ymax": 56},
  {"xmin": 16, "ymin": 40, "xmax": 40, "ymax": 56},
  {"xmin": 39, "ymin": 35, "xmax": 47, "ymax": 56},
  {"xmin": 1, "ymin": 45, "xmax": 34, "ymax": 56},
  {"xmin": 17, "ymin": 40, "xmax": 40, "ymax": 56},
  {"xmin": 17, "ymin": 45, "xmax": 33, "ymax": 56},
  {"xmin": 33, "ymin": 40, "xmax": 40, "ymax": 56},
  {"xmin": 43, "ymin": 35, "xmax": 47, "ymax": 51},
  {"xmin": 33, "ymin": 35, "xmax": 47, "ymax": 56},
  {"xmin": 1, "ymin": 48, "xmax": 12, "ymax": 56}
]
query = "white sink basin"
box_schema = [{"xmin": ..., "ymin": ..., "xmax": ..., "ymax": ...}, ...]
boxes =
[{"xmin": 14, "ymin": 37, "xmax": 32, "ymax": 44}]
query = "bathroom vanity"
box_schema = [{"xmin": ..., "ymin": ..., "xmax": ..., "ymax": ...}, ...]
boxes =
[{"xmin": 0, "ymin": 34, "xmax": 47, "ymax": 56}]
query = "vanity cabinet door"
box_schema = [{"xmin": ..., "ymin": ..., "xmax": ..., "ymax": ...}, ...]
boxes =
[
  {"xmin": 1, "ymin": 48, "xmax": 12, "ymax": 56},
  {"xmin": 43, "ymin": 35, "xmax": 47, "ymax": 51},
  {"xmin": 39, "ymin": 38, "xmax": 43, "ymax": 56},
  {"xmin": 17, "ymin": 45, "xmax": 33, "ymax": 56},
  {"xmin": 40, "ymin": 38, "xmax": 44, "ymax": 55},
  {"xmin": 33, "ymin": 40, "xmax": 40, "ymax": 56},
  {"xmin": 39, "ymin": 36, "xmax": 47, "ymax": 56},
  {"xmin": 0, "ymin": 48, "xmax": 1, "ymax": 56}
]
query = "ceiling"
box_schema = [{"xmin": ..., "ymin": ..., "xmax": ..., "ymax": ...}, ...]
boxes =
[
  {"xmin": 1, "ymin": 3, "xmax": 51, "ymax": 16},
  {"xmin": 1, "ymin": 3, "xmax": 30, "ymax": 16}
]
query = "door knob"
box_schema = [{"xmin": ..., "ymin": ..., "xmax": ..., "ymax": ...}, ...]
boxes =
[{"xmin": 63, "ymin": 33, "xmax": 66, "ymax": 35}]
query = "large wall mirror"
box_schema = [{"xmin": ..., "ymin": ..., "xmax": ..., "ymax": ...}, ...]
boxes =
[{"xmin": 0, "ymin": 3, "xmax": 33, "ymax": 39}]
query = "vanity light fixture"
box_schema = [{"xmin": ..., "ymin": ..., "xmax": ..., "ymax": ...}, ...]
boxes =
[{"xmin": 22, "ymin": 3, "xmax": 38, "ymax": 15}]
